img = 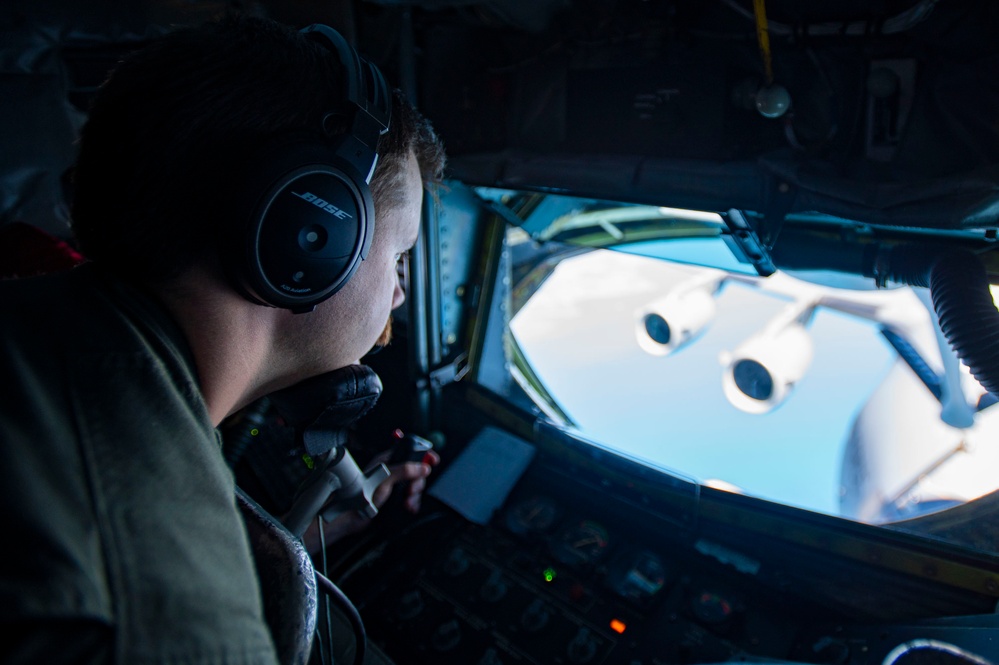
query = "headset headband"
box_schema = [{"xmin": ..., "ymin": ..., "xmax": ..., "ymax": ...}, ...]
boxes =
[{"xmin": 300, "ymin": 24, "xmax": 391, "ymax": 182}]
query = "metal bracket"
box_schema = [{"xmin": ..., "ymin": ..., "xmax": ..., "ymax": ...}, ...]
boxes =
[
  {"xmin": 418, "ymin": 352, "xmax": 470, "ymax": 390},
  {"xmin": 722, "ymin": 209, "xmax": 777, "ymax": 276},
  {"xmin": 482, "ymin": 199, "xmax": 526, "ymax": 228}
]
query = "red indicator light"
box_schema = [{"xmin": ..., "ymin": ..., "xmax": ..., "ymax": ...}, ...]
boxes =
[{"xmin": 610, "ymin": 619, "xmax": 627, "ymax": 634}]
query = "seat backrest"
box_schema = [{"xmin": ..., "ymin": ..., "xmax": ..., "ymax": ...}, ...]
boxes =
[
  {"xmin": 235, "ymin": 488, "xmax": 317, "ymax": 665},
  {"xmin": 0, "ymin": 222, "xmax": 85, "ymax": 279}
]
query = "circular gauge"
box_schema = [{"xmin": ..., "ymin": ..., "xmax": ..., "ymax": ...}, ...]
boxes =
[
  {"xmin": 690, "ymin": 589, "xmax": 737, "ymax": 625},
  {"xmin": 607, "ymin": 550, "xmax": 668, "ymax": 603},
  {"xmin": 505, "ymin": 495, "xmax": 560, "ymax": 535},
  {"xmin": 550, "ymin": 520, "xmax": 610, "ymax": 567}
]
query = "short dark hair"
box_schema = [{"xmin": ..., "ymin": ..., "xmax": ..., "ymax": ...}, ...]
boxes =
[{"xmin": 71, "ymin": 13, "xmax": 444, "ymax": 284}]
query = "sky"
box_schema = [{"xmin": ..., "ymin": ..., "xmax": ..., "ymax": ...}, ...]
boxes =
[{"xmin": 510, "ymin": 249, "xmax": 905, "ymax": 516}]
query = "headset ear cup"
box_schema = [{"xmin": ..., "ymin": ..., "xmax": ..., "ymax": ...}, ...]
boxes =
[
  {"xmin": 217, "ymin": 24, "xmax": 388, "ymax": 312},
  {"xmin": 220, "ymin": 141, "xmax": 375, "ymax": 312}
]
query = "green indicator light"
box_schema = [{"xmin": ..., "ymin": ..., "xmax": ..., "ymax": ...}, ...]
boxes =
[
  {"xmin": 543, "ymin": 567, "xmax": 557, "ymax": 583},
  {"xmin": 250, "ymin": 428, "xmax": 260, "ymax": 436},
  {"xmin": 302, "ymin": 454, "xmax": 315, "ymax": 470}
]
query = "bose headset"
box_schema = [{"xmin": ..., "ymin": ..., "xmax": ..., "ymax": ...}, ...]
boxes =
[{"xmin": 222, "ymin": 24, "xmax": 392, "ymax": 314}]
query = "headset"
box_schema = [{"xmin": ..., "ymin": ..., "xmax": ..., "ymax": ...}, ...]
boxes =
[{"xmin": 221, "ymin": 24, "xmax": 392, "ymax": 314}]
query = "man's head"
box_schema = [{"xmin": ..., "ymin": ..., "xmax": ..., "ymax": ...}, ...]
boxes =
[
  {"xmin": 70, "ymin": 14, "xmax": 444, "ymax": 301},
  {"xmin": 292, "ymin": 146, "xmax": 425, "ymax": 368}
]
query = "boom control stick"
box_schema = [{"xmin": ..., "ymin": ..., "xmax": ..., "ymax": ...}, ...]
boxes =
[
  {"xmin": 265, "ymin": 365, "xmax": 387, "ymax": 537},
  {"xmin": 389, "ymin": 428, "xmax": 436, "ymax": 465},
  {"xmin": 283, "ymin": 446, "xmax": 390, "ymax": 537}
]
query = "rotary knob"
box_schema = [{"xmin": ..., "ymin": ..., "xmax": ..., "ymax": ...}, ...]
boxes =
[
  {"xmin": 567, "ymin": 626, "xmax": 599, "ymax": 664},
  {"xmin": 432, "ymin": 619, "xmax": 462, "ymax": 652},
  {"xmin": 443, "ymin": 547, "xmax": 471, "ymax": 577},
  {"xmin": 520, "ymin": 599, "xmax": 551, "ymax": 633},
  {"xmin": 480, "ymin": 570, "xmax": 509, "ymax": 603},
  {"xmin": 478, "ymin": 647, "xmax": 504, "ymax": 665},
  {"xmin": 396, "ymin": 589, "xmax": 424, "ymax": 621}
]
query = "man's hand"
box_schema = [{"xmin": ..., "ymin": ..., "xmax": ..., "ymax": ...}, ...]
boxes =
[
  {"xmin": 302, "ymin": 450, "xmax": 440, "ymax": 554},
  {"xmin": 374, "ymin": 450, "xmax": 441, "ymax": 514}
]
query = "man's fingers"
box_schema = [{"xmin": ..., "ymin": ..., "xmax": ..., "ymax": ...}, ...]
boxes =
[
  {"xmin": 409, "ymin": 476, "xmax": 427, "ymax": 497},
  {"xmin": 388, "ymin": 461, "xmax": 432, "ymax": 483}
]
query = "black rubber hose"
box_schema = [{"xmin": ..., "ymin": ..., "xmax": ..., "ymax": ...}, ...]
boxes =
[
  {"xmin": 881, "ymin": 245, "xmax": 999, "ymax": 396},
  {"xmin": 315, "ymin": 570, "xmax": 366, "ymax": 665}
]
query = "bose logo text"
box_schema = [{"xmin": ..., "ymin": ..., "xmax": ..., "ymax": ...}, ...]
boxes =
[{"xmin": 292, "ymin": 191, "xmax": 353, "ymax": 219}]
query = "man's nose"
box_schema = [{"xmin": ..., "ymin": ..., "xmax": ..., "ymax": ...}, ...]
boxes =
[{"xmin": 392, "ymin": 276, "xmax": 406, "ymax": 310}]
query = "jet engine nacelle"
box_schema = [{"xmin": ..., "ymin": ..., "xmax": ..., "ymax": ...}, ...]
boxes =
[
  {"xmin": 721, "ymin": 322, "xmax": 814, "ymax": 414},
  {"xmin": 636, "ymin": 287, "xmax": 717, "ymax": 357}
]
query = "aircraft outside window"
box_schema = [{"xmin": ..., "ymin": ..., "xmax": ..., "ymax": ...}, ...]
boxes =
[{"xmin": 482, "ymin": 188, "xmax": 999, "ymax": 526}]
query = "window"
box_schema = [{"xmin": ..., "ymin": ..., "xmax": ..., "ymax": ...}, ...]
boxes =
[{"xmin": 479, "ymin": 187, "xmax": 999, "ymax": 526}]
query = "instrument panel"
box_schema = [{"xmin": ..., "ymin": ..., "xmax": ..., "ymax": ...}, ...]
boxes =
[
  {"xmin": 335, "ymin": 447, "xmax": 999, "ymax": 665},
  {"xmin": 338, "ymin": 465, "xmax": 820, "ymax": 665}
]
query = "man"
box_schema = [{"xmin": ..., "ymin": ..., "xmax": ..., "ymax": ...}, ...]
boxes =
[{"xmin": 0, "ymin": 12, "xmax": 445, "ymax": 664}]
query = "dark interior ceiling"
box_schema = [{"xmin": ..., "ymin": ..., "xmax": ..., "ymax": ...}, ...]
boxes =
[
  {"xmin": 3, "ymin": 0, "xmax": 999, "ymax": 236},
  {"xmin": 396, "ymin": 0, "xmax": 999, "ymax": 231}
]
